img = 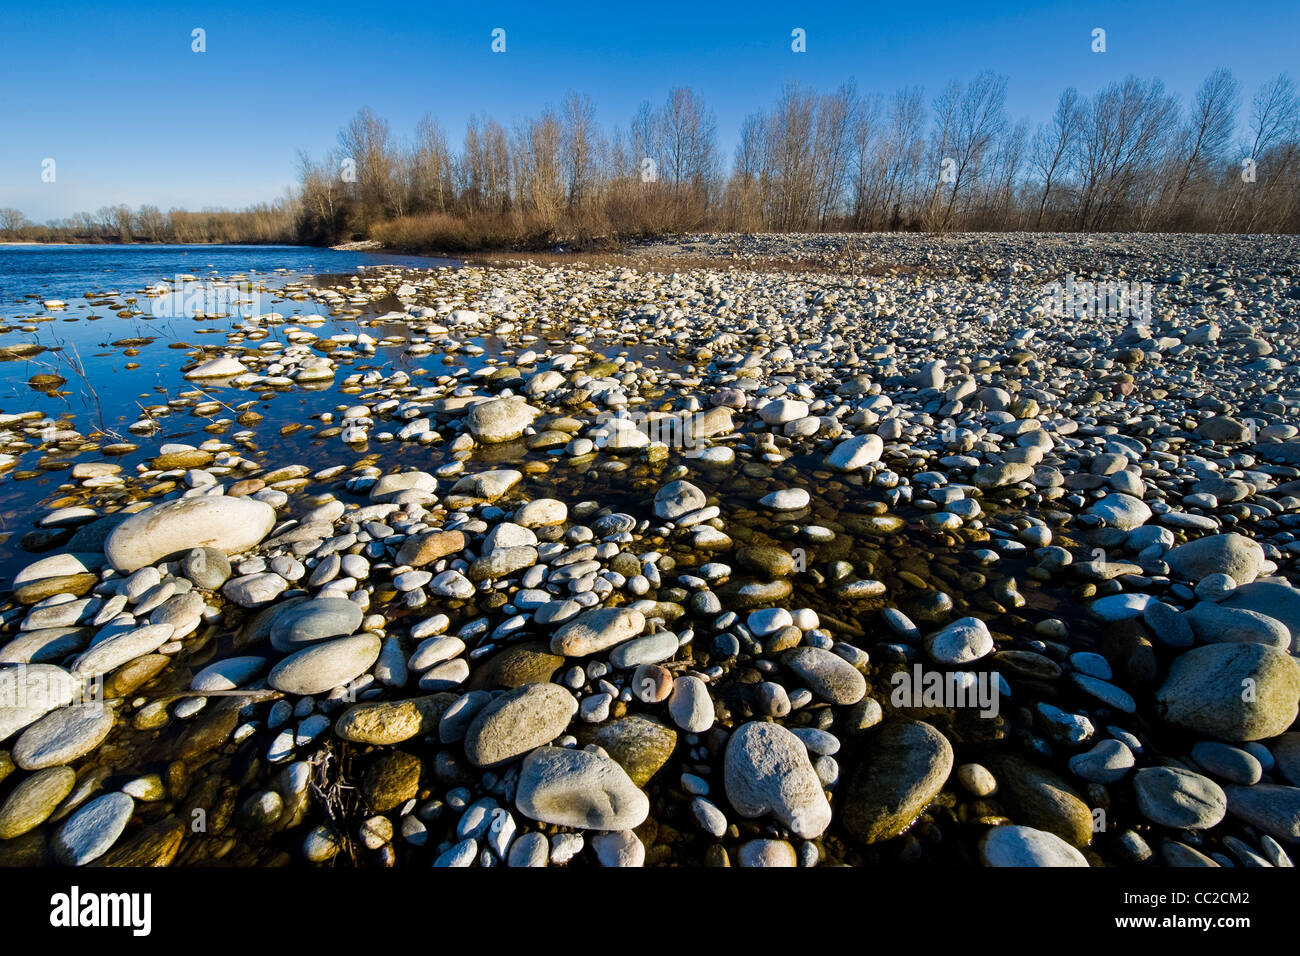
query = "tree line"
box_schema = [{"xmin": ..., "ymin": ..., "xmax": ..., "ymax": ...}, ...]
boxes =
[
  {"xmin": 5, "ymin": 69, "xmax": 1299, "ymax": 249},
  {"xmin": 0, "ymin": 201, "xmax": 297, "ymax": 244}
]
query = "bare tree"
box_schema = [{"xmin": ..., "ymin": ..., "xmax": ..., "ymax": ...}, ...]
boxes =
[
  {"xmin": 561, "ymin": 92, "xmax": 601, "ymax": 211},
  {"xmin": 1164, "ymin": 68, "xmax": 1239, "ymax": 224},
  {"xmin": 514, "ymin": 110, "xmax": 565, "ymax": 224},
  {"xmin": 936, "ymin": 72, "xmax": 1008, "ymax": 230},
  {"xmin": 0, "ymin": 208, "xmax": 28, "ymax": 237},
  {"xmin": 410, "ymin": 113, "xmax": 454, "ymax": 214},
  {"xmin": 661, "ymin": 88, "xmax": 718, "ymax": 195},
  {"xmin": 1074, "ymin": 76, "xmax": 1179, "ymax": 230},
  {"xmin": 1031, "ymin": 88, "xmax": 1081, "ymax": 228},
  {"xmin": 337, "ymin": 107, "xmax": 398, "ymax": 225}
]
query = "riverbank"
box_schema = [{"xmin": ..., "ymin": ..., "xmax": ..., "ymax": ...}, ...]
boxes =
[{"xmin": 0, "ymin": 233, "xmax": 1298, "ymax": 869}]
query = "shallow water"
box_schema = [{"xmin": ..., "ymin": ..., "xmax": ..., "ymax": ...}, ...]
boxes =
[{"xmin": 0, "ymin": 245, "xmax": 458, "ymax": 579}]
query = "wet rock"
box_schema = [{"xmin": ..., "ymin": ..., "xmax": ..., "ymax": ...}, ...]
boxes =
[
  {"xmin": 362, "ymin": 751, "xmax": 422, "ymax": 813},
  {"xmin": 1155, "ymin": 643, "xmax": 1300, "ymax": 741},
  {"xmin": 987, "ymin": 754, "xmax": 1094, "ymax": 847},
  {"xmin": 577, "ymin": 716, "xmax": 676, "ymax": 787},
  {"xmin": 468, "ymin": 642, "xmax": 564, "ymax": 690},
  {"xmin": 104, "ymin": 495, "xmax": 275, "ymax": 573},
  {"xmin": 0, "ymin": 766, "xmax": 76, "ymax": 838},
  {"xmin": 267, "ymin": 633, "xmax": 382, "ymax": 696},
  {"xmin": 842, "ymin": 718, "xmax": 953, "ymax": 844},
  {"xmin": 334, "ymin": 695, "xmax": 457, "ymax": 745},
  {"xmin": 52, "ymin": 791, "xmax": 134, "ymax": 866}
]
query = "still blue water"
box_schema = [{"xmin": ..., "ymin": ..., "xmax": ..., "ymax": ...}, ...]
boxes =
[
  {"xmin": 0, "ymin": 244, "xmax": 461, "ymax": 576},
  {"xmin": 0, "ymin": 244, "xmax": 453, "ymax": 302}
]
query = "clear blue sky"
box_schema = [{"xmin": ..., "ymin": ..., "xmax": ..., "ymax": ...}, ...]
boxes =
[{"xmin": 2, "ymin": 0, "xmax": 1296, "ymax": 220}]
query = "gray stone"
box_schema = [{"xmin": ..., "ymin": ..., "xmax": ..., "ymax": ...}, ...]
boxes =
[
  {"xmin": 653, "ymin": 480, "xmax": 707, "ymax": 520},
  {"xmin": 506, "ymin": 830, "xmax": 549, "ymax": 867},
  {"xmin": 12, "ymin": 703, "xmax": 114, "ymax": 770},
  {"xmin": 979, "ymin": 825, "xmax": 1089, "ymax": 867},
  {"xmin": 267, "ymin": 633, "xmax": 382, "ymax": 695},
  {"xmin": 1088, "ymin": 493, "xmax": 1152, "ymax": 530},
  {"xmin": 1155, "ymin": 643, "xmax": 1300, "ymax": 741},
  {"xmin": 180, "ymin": 547, "xmax": 232, "ymax": 590},
  {"xmin": 1222, "ymin": 784, "xmax": 1300, "ymax": 844},
  {"xmin": 105, "ymin": 496, "xmax": 275, "ymax": 573},
  {"xmin": 667, "ymin": 675, "xmax": 715, "ymax": 732},
  {"xmin": 1274, "ymin": 734, "xmax": 1300, "ymax": 786},
  {"xmin": 1186, "ymin": 602, "xmax": 1290, "ymax": 649},
  {"xmin": 269, "ymin": 598, "xmax": 364, "ymax": 652},
  {"xmin": 468, "ymin": 546, "xmax": 538, "ymax": 581},
  {"xmin": 52, "ymin": 791, "xmax": 134, "ymax": 865},
  {"xmin": 737, "ymin": 838, "xmax": 799, "ymax": 867},
  {"xmin": 515, "ymin": 745, "xmax": 649, "ymax": 830},
  {"xmin": 0, "ymin": 627, "xmax": 91, "ymax": 666},
  {"xmin": 1219, "ymin": 581, "xmax": 1300, "ymax": 652},
  {"xmin": 1068, "ymin": 739, "xmax": 1135, "ymax": 784},
  {"xmin": 71, "ymin": 624, "xmax": 173, "ymax": 679},
  {"xmin": 1190, "ymin": 742, "xmax": 1262, "ymax": 785},
  {"xmin": 923, "ymin": 617, "xmax": 994, "ymax": 665},
  {"xmin": 550, "ymin": 607, "xmax": 645, "ymax": 657},
  {"xmin": 222, "ymin": 572, "xmax": 289, "ymax": 608},
  {"xmin": 370, "ymin": 471, "xmax": 436, "ymax": 502},
  {"xmin": 1133, "ymin": 766, "xmax": 1227, "ymax": 829},
  {"xmin": 827, "ymin": 433, "xmax": 884, "ymax": 471},
  {"xmin": 1143, "ymin": 601, "xmax": 1195, "ymax": 648},
  {"xmin": 973, "ymin": 461, "xmax": 1034, "ymax": 489},
  {"xmin": 191, "ymin": 656, "xmax": 268, "ymax": 692},
  {"xmin": 466, "ymin": 397, "xmax": 537, "ymax": 443},
  {"xmin": 609, "ymin": 632, "xmax": 679, "ymax": 669},
  {"xmin": 1166, "ymin": 533, "xmax": 1265, "ymax": 584},
  {"xmin": 724, "ymin": 721, "xmax": 832, "ymax": 839},
  {"xmin": 591, "ymin": 829, "xmax": 644, "ymax": 867},
  {"xmin": 781, "ymin": 646, "xmax": 867, "ymax": 704},
  {"xmin": 0, "ymin": 665, "xmax": 79, "ymax": 742},
  {"xmin": 463, "ymin": 683, "xmax": 577, "ymax": 767}
]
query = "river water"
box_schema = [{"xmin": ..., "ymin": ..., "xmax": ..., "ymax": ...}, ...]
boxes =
[{"xmin": 0, "ymin": 244, "xmax": 459, "ymax": 579}]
